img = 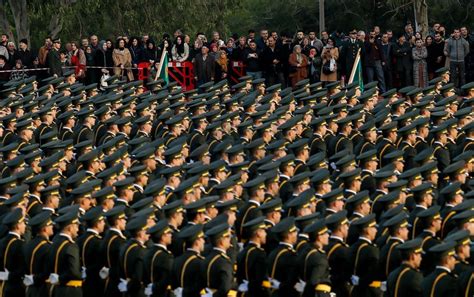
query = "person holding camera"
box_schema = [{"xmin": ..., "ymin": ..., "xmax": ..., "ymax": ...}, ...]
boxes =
[{"xmin": 321, "ymin": 38, "xmax": 339, "ymax": 84}]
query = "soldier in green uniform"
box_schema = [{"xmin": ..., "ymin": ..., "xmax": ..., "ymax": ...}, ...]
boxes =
[
  {"xmin": 266, "ymin": 217, "xmax": 299, "ymax": 297},
  {"xmin": 386, "ymin": 238, "xmax": 424, "ymax": 297},
  {"xmin": 421, "ymin": 242, "xmax": 458, "ymax": 297},
  {"xmin": 0, "ymin": 208, "xmax": 27, "ymax": 297},
  {"xmin": 102, "ymin": 205, "xmax": 128, "ymax": 297},
  {"xmin": 297, "ymin": 219, "xmax": 332, "ymax": 297},
  {"xmin": 77, "ymin": 207, "xmax": 106, "ymax": 297},
  {"xmin": 202, "ymin": 223, "xmax": 236, "ymax": 297},
  {"xmin": 236, "ymin": 217, "xmax": 270, "ymax": 297},
  {"xmin": 24, "ymin": 212, "xmax": 54, "ymax": 297},
  {"xmin": 119, "ymin": 216, "xmax": 149, "ymax": 297},
  {"xmin": 144, "ymin": 219, "xmax": 174, "ymax": 297},
  {"xmin": 349, "ymin": 213, "xmax": 382, "ymax": 297},
  {"xmin": 171, "ymin": 224, "xmax": 206, "ymax": 297},
  {"xmin": 48, "ymin": 211, "xmax": 82, "ymax": 297},
  {"xmin": 379, "ymin": 213, "xmax": 409, "ymax": 280}
]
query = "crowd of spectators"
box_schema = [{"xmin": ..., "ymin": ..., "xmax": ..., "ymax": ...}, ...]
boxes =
[{"xmin": 0, "ymin": 23, "xmax": 473, "ymax": 90}]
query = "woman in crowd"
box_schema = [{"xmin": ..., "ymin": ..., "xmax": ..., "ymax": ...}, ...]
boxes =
[
  {"xmin": 412, "ymin": 38, "xmax": 428, "ymax": 88},
  {"xmin": 307, "ymin": 47, "xmax": 322, "ymax": 83},
  {"xmin": 288, "ymin": 44, "xmax": 308, "ymax": 88},
  {"xmin": 142, "ymin": 39, "xmax": 158, "ymax": 63},
  {"xmin": 112, "ymin": 38, "xmax": 134, "ymax": 81},
  {"xmin": 189, "ymin": 38, "xmax": 203, "ymax": 62},
  {"xmin": 69, "ymin": 41, "xmax": 86, "ymax": 80},
  {"xmin": 171, "ymin": 35, "xmax": 189, "ymax": 62},
  {"xmin": 128, "ymin": 37, "xmax": 143, "ymax": 70},
  {"xmin": 214, "ymin": 50, "xmax": 228, "ymax": 81},
  {"xmin": 320, "ymin": 37, "xmax": 339, "ymax": 84},
  {"xmin": 84, "ymin": 45, "xmax": 96, "ymax": 85}
]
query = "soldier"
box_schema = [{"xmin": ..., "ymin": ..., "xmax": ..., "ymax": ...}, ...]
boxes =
[
  {"xmin": 297, "ymin": 219, "xmax": 332, "ymax": 297},
  {"xmin": 236, "ymin": 217, "xmax": 270, "ymax": 297},
  {"xmin": 202, "ymin": 223, "xmax": 236, "ymax": 297},
  {"xmin": 48, "ymin": 211, "xmax": 82, "ymax": 297},
  {"xmin": 144, "ymin": 220, "xmax": 174, "ymax": 297},
  {"xmin": 267, "ymin": 217, "xmax": 299, "ymax": 297},
  {"xmin": 236, "ymin": 176, "xmax": 265, "ymax": 239},
  {"xmin": 118, "ymin": 216, "xmax": 149, "ymax": 297},
  {"xmin": 421, "ymin": 242, "xmax": 458, "ymax": 297},
  {"xmin": 0, "ymin": 208, "xmax": 27, "ymax": 297},
  {"xmin": 171, "ymin": 224, "xmax": 206, "ymax": 297},
  {"xmin": 24, "ymin": 212, "xmax": 54, "ymax": 297},
  {"xmin": 415, "ymin": 206, "xmax": 442, "ymax": 276},
  {"xmin": 379, "ymin": 213, "xmax": 409, "ymax": 280},
  {"xmin": 102, "ymin": 206, "xmax": 128, "ymax": 297},
  {"xmin": 77, "ymin": 207, "xmax": 106, "ymax": 297},
  {"xmin": 349, "ymin": 214, "xmax": 382, "ymax": 297},
  {"xmin": 386, "ymin": 239, "xmax": 424, "ymax": 297}
]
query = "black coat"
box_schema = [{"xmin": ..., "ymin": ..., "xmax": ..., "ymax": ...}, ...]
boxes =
[
  {"xmin": 24, "ymin": 235, "xmax": 51, "ymax": 297},
  {"xmin": 143, "ymin": 244, "xmax": 173, "ymax": 297},
  {"xmin": 0, "ymin": 233, "xmax": 26, "ymax": 297},
  {"xmin": 236, "ymin": 242, "xmax": 270, "ymax": 297},
  {"xmin": 267, "ymin": 243, "xmax": 299, "ymax": 297},
  {"xmin": 386, "ymin": 263, "xmax": 423, "ymax": 297},
  {"xmin": 393, "ymin": 41, "xmax": 412, "ymax": 71},
  {"xmin": 202, "ymin": 249, "xmax": 234, "ymax": 297}
]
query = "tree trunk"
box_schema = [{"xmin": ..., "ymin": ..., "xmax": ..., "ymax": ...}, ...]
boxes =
[
  {"xmin": 8, "ymin": 0, "xmax": 29, "ymax": 45},
  {"xmin": 414, "ymin": 0, "xmax": 429, "ymax": 37},
  {"xmin": 0, "ymin": 0, "xmax": 15, "ymax": 44}
]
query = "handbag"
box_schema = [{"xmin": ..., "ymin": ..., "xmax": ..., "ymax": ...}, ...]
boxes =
[{"xmin": 322, "ymin": 60, "xmax": 333, "ymax": 75}]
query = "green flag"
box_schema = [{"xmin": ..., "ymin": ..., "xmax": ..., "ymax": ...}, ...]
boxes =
[
  {"xmin": 159, "ymin": 52, "xmax": 169, "ymax": 85},
  {"xmin": 353, "ymin": 57, "xmax": 364, "ymax": 92}
]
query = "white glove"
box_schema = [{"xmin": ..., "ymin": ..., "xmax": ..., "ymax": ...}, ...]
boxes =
[
  {"xmin": 294, "ymin": 279, "xmax": 306, "ymax": 293},
  {"xmin": 269, "ymin": 278, "xmax": 280, "ymax": 289},
  {"xmin": 202, "ymin": 288, "xmax": 213, "ymax": 297},
  {"xmin": 237, "ymin": 242, "xmax": 244, "ymax": 252},
  {"xmin": 99, "ymin": 267, "xmax": 109, "ymax": 280},
  {"xmin": 238, "ymin": 280, "xmax": 249, "ymax": 292},
  {"xmin": 23, "ymin": 274, "xmax": 34, "ymax": 286},
  {"xmin": 49, "ymin": 273, "xmax": 59, "ymax": 285},
  {"xmin": 0, "ymin": 269, "xmax": 8, "ymax": 281},
  {"xmin": 145, "ymin": 283, "xmax": 153, "ymax": 296},
  {"xmin": 81, "ymin": 266, "xmax": 87, "ymax": 279},
  {"xmin": 381, "ymin": 281, "xmax": 387, "ymax": 292},
  {"xmin": 173, "ymin": 287, "xmax": 183, "ymax": 297},
  {"xmin": 118, "ymin": 278, "xmax": 128, "ymax": 292},
  {"xmin": 351, "ymin": 275, "xmax": 359, "ymax": 286}
]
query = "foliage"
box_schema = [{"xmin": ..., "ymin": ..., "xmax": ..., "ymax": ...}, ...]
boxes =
[{"xmin": 1, "ymin": 0, "xmax": 474, "ymax": 49}]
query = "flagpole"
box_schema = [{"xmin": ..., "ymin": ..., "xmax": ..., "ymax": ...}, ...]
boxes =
[
  {"xmin": 155, "ymin": 44, "xmax": 168, "ymax": 81},
  {"xmin": 348, "ymin": 48, "xmax": 361, "ymax": 84}
]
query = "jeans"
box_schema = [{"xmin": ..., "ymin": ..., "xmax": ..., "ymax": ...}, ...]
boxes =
[
  {"xmin": 450, "ymin": 61, "xmax": 465, "ymax": 88},
  {"xmin": 366, "ymin": 60, "xmax": 386, "ymax": 92},
  {"xmin": 246, "ymin": 71, "xmax": 262, "ymax": 79}
]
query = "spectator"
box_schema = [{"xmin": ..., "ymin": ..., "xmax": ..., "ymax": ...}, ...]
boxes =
[
  {"xmin": 225, "ymin": 38, "xmax": 235, "ymax": 59},
  {"xmin": 70, "ymin": 41, "xmax": 86, "ymax": 80},
  {"xmin": 320, "ymin": 31, "xmax": 329, "ymax": 45},
  {"xmin": 429, "ymin": 23, "xmax": 441, "ymax": 37},
  {"xmin": 320, "ymin": 38, "xmax": 339, "ymax": 84},
  {"xmin": 128, "ymin": 37, "xmax": 143, "ymax": 69},
  {"xmin": 47, "ymin": 38, "xmax": 63, "ymax": 77},
  {"xmin": 393, "ymin": 34, "xmax": 413, "ymax": 87},
  {"xmin": 364, "ymin": 31, "xmax": 386, "ymax": 92},
  {"xmin": 308, "ymin": 31, "xmax": 323, "ymax": 52},
  {"xmin": 412, "ymin": 38, "xmax": 428, "ymax": 88},
  {"xmin": 444, "ymin": 28, "xmax": 470, "ymax": 88},
  {"xmin": 0, "ymin": 43, "xmax": 8, "ymax": 63},
  {"xmin": 288, "ymin": 45, "xmax": 308, "ymax": 88},
  {"xmin": 171, "ymin": 36, "xmax": 189, "ymax": 62},
  {"xmin": 340, "ymin": 29, "xmax": 364, "ymax": 82},
  {"xmin": 244, "ymin": 39, "xmax": 262, "ymax": 79},
  {"xmin": 214, "ymin": 50, "xmax": 228, "ymax": 81},
  {"xmin": 9, "ymin": 59, "xmax": 28, "ymax": 81},
  {"xmin": 261, "ymin": 36, "xmax": 285, "ymax": 85},
  {"xmin": 194, "ymin": 44, "xmax": 214, "ymax": 86},
  {"xmin": 143, "ymin": 39, "xmax": 159, "ymax": 63},
  {"xmin": 84, "ymin": 46, "xmax": 96, "ymax": 85},
  {"xmin": 428, "ymin": 33, "xmax": 446, "ymax": 77},
  {"xmin": 209, "ymin": 43, "xmax": 219, "ymax": 59},
  {"xmin": 301, "ymin": 37, "xmax": 311, "ymax": 56},
  {"xmin": 404, "ymin": 23, "xmax": 415, "ymax": 45},
  {"xmin": 105, "ymin": 39, "xmax": 115, "ymax": 69},
  {"xmin": 0, "ymin": 55, "xmax": 11, "ymax": 83},
  {"xmin": 0, "ymin": 34, "xmax": 8, "ymax": 47},
  {"xmin": 189, "ymin": 38, "xmax": 203, "ymax": 62},
  {"xmin": 461, "ymin": 26, "xmax": 474, "ymax": 82},
  {"xmin": 37, "ymin": 37, "xmax": 52, "ymax": 67},
  {"xmin": 257, "ymin": 29, "xmax": 269, "ymax": 50},
  {"xmin": 234, "ymin": 36, "xmax": 247, "ymax": 62},
  {"xmin": 381, "ymin": 33, "xmax": 393, "ymax": 89},
  {"xmin": 307, "ymin": 47, "xmax": 322, "ymax": 83},
  {"xmin": 112, "ymin": 38, "xmax": 134, "ymax": 81},
  {"xmin": 81, "ymin": 38, "xmax": 89, "ymax": 50},
  {"xmin": 6, "ymin": 42, "xmax": 16, "ymax": 67},
  {"xmin": 89, "ymin": 35, "xmax": 99, "ymax": 52}
]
